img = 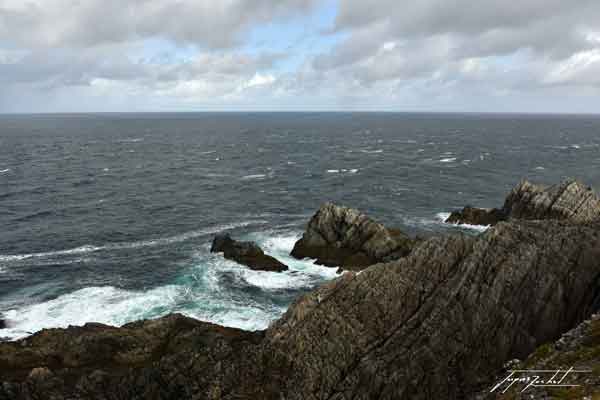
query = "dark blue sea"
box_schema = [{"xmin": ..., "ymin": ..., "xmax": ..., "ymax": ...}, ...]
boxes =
[{"xmin": 1, "ymin": 112, "xmax": 599, "ymax": 339}]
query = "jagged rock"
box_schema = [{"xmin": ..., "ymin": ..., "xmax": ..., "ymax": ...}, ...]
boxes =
[
  {"xmin": 446, "ymin": 179, "xmax": 600, "ymax": 226},
  {"xmin": 211, "ymin": 233, "xmax": 288, "ymax": 272},
  {"xmin": 0, "ymin": 320, "xmax": 5, "ymax": 329},
  {"xmin": 291, "ymin": 203, "xmax": 417, "ymax": 270},
  {"xmin": 445, "ymin": 206, "xmax": 506, "ymax": 226},
  {"xmin": 503, "ymin": 179, "xmax": 600, "ymax": 223},
  {"xmin": 0, "ymin": 314, "xmax": 264, "ymax": 399},
  {"xmin": 2, "ymin": 219, "xmax": 599, "ymax": 399}
]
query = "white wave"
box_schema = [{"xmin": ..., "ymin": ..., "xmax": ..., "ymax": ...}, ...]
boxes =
[
  {"xmin": 436, "ymin": 212, "xmax": 490, "ymax": 232},
  {"xmin": 535, "ymin": 166, "xmax": 545, "ymax": 170},
  {"xmin": 241, "ymin": 174, "xmax": 266, "ymax": 180},
  {"xmin": 0, "ymin": 220, "xmax": 267, "ymax": 263},
  {"xmin": 0, "ymin": 285, "xmax": 180, "ymax": 340},
  {"xmin": 0, "ymin": 168, "xmax": 10, "ymax": 174},
  {"xmin": 571, "ymin": 144, "xmax": 580, "ymax": 149},
  {"xmin": 117, "ymin": 138, "xmax": 143, "ymax": 143},
  {"xmin": 0, "ymin": 283, "xmax": 281, "ymax": 340},
  {"xmin": 327, "ymin": 169, "xmax": 358, "ymax": 174},
  {"xmin": 360, "ymin": 149, "xmax": 383, "ymax": 154},
  {"xmin": 439, "ymin": 157, "xmax": 457, "ymax": 163},
  {"xmin": 200, "ymin": 150, "xmax": 216, "ymax": 155}
]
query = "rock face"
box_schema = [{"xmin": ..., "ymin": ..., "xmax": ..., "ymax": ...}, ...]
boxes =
[
  {"xmin": 290, "ymin": 203, "xmax": 416, "ymax": 270},
  {"xmin": 0, "ymin": 314, "xmax": 264, "ymax": 400},
  {"xmin": 446, "ymin": 179, "xmax": 600, "ymax": 226},
  {"xmin": 210, "ymin": 233, "xmax": 288, "ymax": 272},
  {"xmin": 503, "ymin": 179, "xmax": 600, "ymax": 223},
  {"xmin": 2, "ymin": 219, "xmax": 600, "ymax": 399}
]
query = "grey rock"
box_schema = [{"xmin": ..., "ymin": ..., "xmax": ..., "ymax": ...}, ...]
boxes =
[
  {"xmin": 502, "ymin": 179, "xmax": 600, "ymax": 223},
  {"xmin": 291, "ymin": 203, "xmax": 418, "ymax": 270},
  {"xmin": 446, "ymin": 179, "xmax": 600, "ymax": 226},
  {"xmin": 211, "ymin": 233, "xmax": 288, "ymax": 272}
]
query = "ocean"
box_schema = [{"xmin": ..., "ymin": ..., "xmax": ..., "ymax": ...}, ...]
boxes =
[{"xmin": 1, "ymin": 112, "xmax": 599, "ymax": 340}]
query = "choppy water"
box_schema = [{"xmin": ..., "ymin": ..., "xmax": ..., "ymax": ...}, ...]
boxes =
[{"xmin": 1, "ymin": 112, "xmax": 599, "ymax": 340}]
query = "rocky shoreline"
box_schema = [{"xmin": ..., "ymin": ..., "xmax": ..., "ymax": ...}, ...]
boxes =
[{"xmin": 1, "ymin": 179, "xmax": 600, "ymax": 399}]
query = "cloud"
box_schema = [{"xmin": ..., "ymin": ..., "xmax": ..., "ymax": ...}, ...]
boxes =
[
  {"xmin": 0, "ymin": 0, "xmax": 318, "ymax": 49},
  {"xmin": 0, "ymin": 0, "xmax": 599, "ymax": 112}
]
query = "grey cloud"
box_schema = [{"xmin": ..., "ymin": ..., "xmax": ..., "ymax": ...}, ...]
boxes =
[
  {"xmin": 0, "ymin": 0, "xmax": 317, "ymax": 49},
  {"xmin": 313, "ymin": 0, "xmax": 600, "ymax": 91}
]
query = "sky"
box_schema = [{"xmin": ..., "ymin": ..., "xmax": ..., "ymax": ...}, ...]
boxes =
[{"xmin": 1, "ymin": 0, "xmax": 600, "ymax": 113}]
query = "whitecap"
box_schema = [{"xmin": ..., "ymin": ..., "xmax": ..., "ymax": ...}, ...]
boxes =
[
  {"xmin": 0, "ymin": 285, "xmax": 180, "ymax": 340},
  {"xmin": 360, "ymin": 149, "xmax": 383, "ymax": 154},
  {"xmin": 117, "ymin": 138, "xmax": 143, "ymax": 143},
  {"xmin": 0, "ymin": 168, "xmax": 10, "ymax": 174},
  {"xmin": 0, "ymin": 220, "xmax": 268, "ymax": 263},
  {"xmin": 439, "ymin": 158, "xmax": 457, "ymax": 163},
  {"xmin": 327, "ymin": 169, "xmax": 339, "ymax": 173},
  {"xmin": 241, "ymin": 174, "xmax": 267, "ymax": 180},
  {"xmin": 535, "ymin": 166, "xmax": 545, "ymax": 171}
]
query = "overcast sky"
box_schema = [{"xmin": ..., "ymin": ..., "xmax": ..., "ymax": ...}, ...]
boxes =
[{"xmin": 1, "ymin": 0, "xmax": 600, "ymax": 113}]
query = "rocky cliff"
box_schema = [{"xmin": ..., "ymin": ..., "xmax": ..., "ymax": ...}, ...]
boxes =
[
  {"xmin": 2, "ymin": 181, "xmax": 600, "ymax": 400},
  {"xmin": 446, "ymin": 179, "xmax": 600, "ymax": 226},
  {"xmin": 290, "ymin": 202, "xmax": 417, "ymax": 270}
]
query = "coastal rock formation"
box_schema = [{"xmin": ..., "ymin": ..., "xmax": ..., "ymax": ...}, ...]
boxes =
[
  {"xmin": 446, "ymin": 179, "xmax": 600, "ymax": 226},
  {"xmin": 503, "ymin": 179, "xmax": 600, "ymax": 223},
  {"xmin": 0, "ymin": 314, "xmax": 264, "ymax": 399},
  {"xmin": 290, "ymin": 203, "xmax": 416, "ymax": 270},
  {"xmin": 210, "ymin": 233, "xmax": 288, "ymax": 272},
  {"xmin": 445, "ymin": 206, "xmax": 506, "ymax": 226},
  {"xmin": 2, "ymin": 218, "xmax": 600, "ymax": 399}
]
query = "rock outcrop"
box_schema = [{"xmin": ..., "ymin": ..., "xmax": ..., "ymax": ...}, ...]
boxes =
[
  {"xmin": 211, "ymin": 233, "xmax": 288, "ymax": 272},
  {"xmin": 2, "ymin": 219, "xmax": 600, "ymax": 399},
  {"xmin": 445, "ymin": 206, "xmax": 506, "ymax": 226},
  {"xmin": 446, "ymin": 179, "xmax": 600, "ymax": 226},
  {"xmin": 290, "ymin": 203, "xmax": 417, "ymax": 270},
  {"xmin": 503, "ymin": 179, "xmax": 600, "ymax": 223}
]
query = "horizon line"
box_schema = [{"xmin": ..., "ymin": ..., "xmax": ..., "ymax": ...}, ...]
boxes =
[{"xmin": 2, "ymin": 110, "xmax": 600, "ymax": 117}]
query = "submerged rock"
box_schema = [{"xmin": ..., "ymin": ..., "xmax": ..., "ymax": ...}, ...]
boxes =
[
  {"xmin": 445, "ymin": 206, "xmax": 506, "ymax": 226},
  {"xmin": 211, "ymin": 233, "xmax": 288, "ymax": 272},
  {"xmin": 290, "ymin": 203, "xmax": 417, "ymax": 270},
  {"xmin": 0, "ymin": 319, "xmax": 5, "ymax": 330},
  {"xmin": 446, "ymin": 179, "xmax": 600, "ymax": 226}
]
